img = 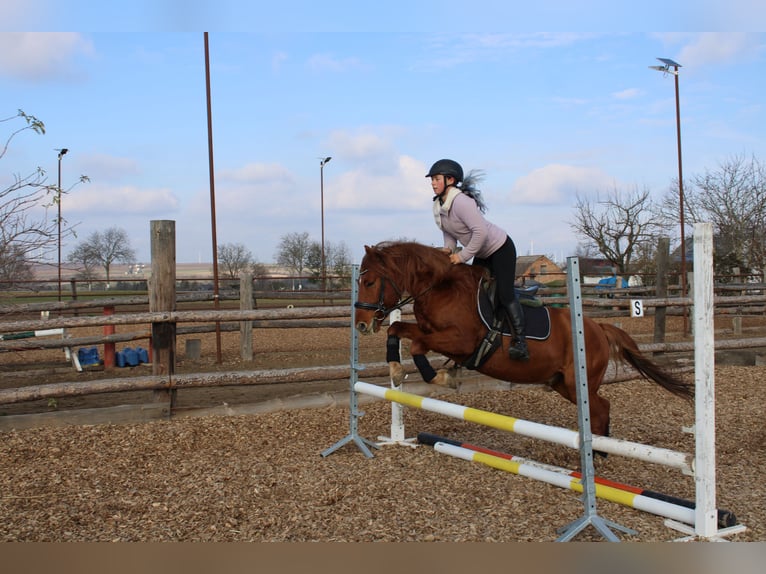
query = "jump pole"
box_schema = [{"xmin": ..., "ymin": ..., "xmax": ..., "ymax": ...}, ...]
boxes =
[
  {"xmin": 417, "ymin": 431, "xmax": 738, "ymax": 529},
  {"xmin": 353, "ymin": 380, "xmax": 692, "ymax": 472},
  {"xmin": 435, "ymin": 441, "xmax": 697, "ymax": 526},
  {"xmin": 0, "ymin": 328, "xmax": 64, "ymax": 341}
]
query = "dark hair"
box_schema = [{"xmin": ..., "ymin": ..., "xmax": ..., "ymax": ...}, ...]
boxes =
[{"xmin": 459, "ymin": 169, "xmax": 487, "ymax": 213}]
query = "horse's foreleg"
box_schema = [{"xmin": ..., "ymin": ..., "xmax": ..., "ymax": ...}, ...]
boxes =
[
  {"xmin": 386, "ymin": 334, "xmax": 406, "ymax": 385},
  {"xmin": 386, "ymin": 322, "xmax": 457, "ymax": 387},
  {"xmin": 386, "ymin": 328, "xmax": 433, "ymax": 385}
]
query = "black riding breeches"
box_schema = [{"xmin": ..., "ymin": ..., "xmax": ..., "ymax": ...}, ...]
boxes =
[{"xmin": 473, "ymin": 236, "xmax": 518, "ymax": 308}]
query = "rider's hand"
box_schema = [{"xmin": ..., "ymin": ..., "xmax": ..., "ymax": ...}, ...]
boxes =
[{"xmin": 449, "ymin": 253, "xmax": 462, "ymax": 265}]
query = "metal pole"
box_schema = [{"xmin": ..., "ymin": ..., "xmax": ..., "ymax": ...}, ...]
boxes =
[
  {"xmin": 650, "ymin": 59, "xmax": 688, "ymax": 335},
  {"xmin": 56, "ymin": 148, "xmax": 68, "ymax": 307},
  {"xmin": 673, "ymin": 65, "xmax": 688, "ymax": 335},
  {"xmin": 320, "ymin": 156, "xmax": 331, "ymax": 292},
  {"xmin": 321, "ymin": 162, "xmax": 325, "ymax": 291},
  {"xmin": 204, "ymin": 32, "xmax": 222, "ymax": 363}
]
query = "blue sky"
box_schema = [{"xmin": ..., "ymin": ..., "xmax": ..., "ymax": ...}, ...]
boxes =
[{"xmin": 2, "ymin": 3, "xmax": 765, "ymax": 265}]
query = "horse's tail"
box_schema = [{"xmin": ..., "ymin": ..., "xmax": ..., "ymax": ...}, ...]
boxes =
[{"xmin": 600, "ymin": 323, "xmax": 694, "ymax": 401}]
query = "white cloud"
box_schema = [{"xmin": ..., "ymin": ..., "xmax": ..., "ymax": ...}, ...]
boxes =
[
  {"xmin": 78, "ymin": 154, "xmax": 141, "ymax": 182},
  {"xmin": 323, "ymin": 128, "xmax": 415, "ymax": 182},
  {"xmin": 310, "ymin": 127, "xmax": 431, "ymax": 211},
  {"xmin": 306, "ymin": 53, "xmax": 365, "ymax": 73},
  {"xmin": 220, "ymin": 162, "xmax": 294, "ymax": 184},
  {"xmin": 271, "ymin": 51, "xmax": 288, "ymax": 71},
  {"xmin": 0, "ymin": 32, "xmax": 93, "ymax": 82},
  {"xmin": 679, "ymin": 33, "xmax": 760, "ymax": 67},
  {"xmin": 331, "ymin": 154, "xmax": 429, "ymax": 211},
  {"xmin": 612, "ymin": 88, "xmax": 642, "ymax": 100},
  {"xmin": 510, "ymin": 164, "xmax": 616, "ymax": 204},
  {"xmin": 66, "ymin": 185, "xmax": 180, "ymax": 215},
  {"xmin": 654, "ymin": 32, "xmax": 763, "ymax": 69},
  {"xmin": 419, "ymin": 33, "xmax": 595, "ymax": 69}
]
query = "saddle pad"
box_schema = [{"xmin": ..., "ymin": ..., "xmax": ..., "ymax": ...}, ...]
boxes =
[{"xmin": 477, "ymin": 283, "xmax": 551, "ymax": 340}]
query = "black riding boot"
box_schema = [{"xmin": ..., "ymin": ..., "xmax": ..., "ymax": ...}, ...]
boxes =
[{"xmin": 504, "ymin": 299, "xmax": 529, "ymax": 361}]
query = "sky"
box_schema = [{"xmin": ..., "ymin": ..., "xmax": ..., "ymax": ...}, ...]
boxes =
[{"xmin": 2, "ymin": 2, "xmax": 765, "ymax": 267}]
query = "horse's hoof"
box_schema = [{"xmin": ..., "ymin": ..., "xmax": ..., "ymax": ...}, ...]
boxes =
[
  {"xmin": 431, "ymin": 369, "xmax": 459, "ymax": 389},
  {"xmin": 388, "ymin": 362, "xmax": 405, "ymax": 386}
]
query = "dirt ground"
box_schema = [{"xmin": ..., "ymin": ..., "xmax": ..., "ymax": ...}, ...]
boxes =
[{"xmin": 0, "ymin": 314, "xmax": 765, "ymax": 541}]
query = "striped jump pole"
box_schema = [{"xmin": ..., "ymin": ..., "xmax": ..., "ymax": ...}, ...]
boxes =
[
  {"xmin": 417, "ymin": 432, "xmax": 737, "ymax": 529},
  {"xmin": 353, "ymin": 380, "xmax": 693, "ymax": 473},
  {"xmin": 434, "ymin": 440, "xmax": 698, "ymax": 526},
  {"xmin": 0, "ymin": 328, "xmax": 64, "ymax": 341}
]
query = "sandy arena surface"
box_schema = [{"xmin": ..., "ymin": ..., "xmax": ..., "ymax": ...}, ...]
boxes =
[{"xmin": 0, "ymin": 315, "xmax": 764, "ymax": 542}]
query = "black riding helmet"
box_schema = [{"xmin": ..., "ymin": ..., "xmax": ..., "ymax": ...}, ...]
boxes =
[{"xmin": 426, "ymin": 159, "xmax": 463, "ymax": 184}]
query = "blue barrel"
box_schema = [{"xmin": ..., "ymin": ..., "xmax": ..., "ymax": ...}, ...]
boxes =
[
  {"xmin": 77, "ymin": 347, "xmax": 100, "ymax": 366},
  {"xmin": 123, "ymin": 347, "xmax": 139, "ymax": 366},
  {"xmin": 136, "ymin": 347, "xmax": 149, "ymax": 364}
]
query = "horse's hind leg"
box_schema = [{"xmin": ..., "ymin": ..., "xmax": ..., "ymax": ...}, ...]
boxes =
[
  {"xmin": 550, "ymin": 370, "xmax": 611, "ymax": 438},
  {"xmin": 588, "ymin": 388, "xmax": 611, "ymax": 438}
]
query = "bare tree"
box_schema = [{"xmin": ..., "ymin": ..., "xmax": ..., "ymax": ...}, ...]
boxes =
[
  {"xmin": 679, "ymin": 154, "xmax": 766, "ymax": 277},
  {"xmin": 1, "ymin": 110, "xmax": 88, "ymax": 280},
  {"xmin": 218, "ymin": 242, "xmax": 253, "ymax": 280},
  {"xmin": 327, "ymin": 241, "xmax": 352, "ymax": 285},
  {"xmin": 67, "ymin": 242, "xmax": 101, "ymax": 288},
  {"xmin": 570, "ymin": 186, "xmax": 669, "ymax": 274},
  {"xmin": 276, "ymin": 232, "xmax": 312, "ymax": 278},
  {"xmin": 68, "ymin": 227, "xmax": 136, "ymax": 288},
  {"xmin": 306, "ymin": 239, "xmax": 352, "ymax": 286}
]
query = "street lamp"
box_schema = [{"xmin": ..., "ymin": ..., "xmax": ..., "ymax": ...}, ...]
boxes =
[
  {"xmin": 56, "ymin": 148, "xmax": 68, "ymax": 304},
  {"xmin": 319, "ymin": 156, "xmax": 332, "ymax": 291},
  {"xmin": 650, "ymin": 57, "xmax": 688, "ymax": 334}
]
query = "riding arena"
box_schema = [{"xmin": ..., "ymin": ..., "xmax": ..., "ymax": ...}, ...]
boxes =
[{"xmin": 0, "ymin": 221, "xmax": 764, "ymax": 542}]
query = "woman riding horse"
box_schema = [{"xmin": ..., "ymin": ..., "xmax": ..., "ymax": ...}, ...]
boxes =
[{"xmin": 427, "ymin": 159, "xmax": 528, "ymax": 361}]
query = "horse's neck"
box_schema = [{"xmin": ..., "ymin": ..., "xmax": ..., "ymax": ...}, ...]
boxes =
[{"xmin": 399, "ymin": 266, "xmax": 443, "ymax": 298}]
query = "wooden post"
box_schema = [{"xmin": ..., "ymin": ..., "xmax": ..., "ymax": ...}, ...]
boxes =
[
  {"xmin": 653, "ymin": 237, "xmax": 669, "ymax": 349},
  {"xmin": 69, "ymin": 278, "xmax": 79, "ymax": 316},
  {"xmin": 103, "ymin": 306, "xmax": 116, "ymax": 369},
  {"xmin": 149, "ymin": 220, "xmax": 176, "ymax": 409},
  {"xmin": 240, "ymin": 272, "xmax": 254, "ymax": 361},
  {"xmin": 692, "ymin": 223, "xmax": 717, "ymax": 537}
]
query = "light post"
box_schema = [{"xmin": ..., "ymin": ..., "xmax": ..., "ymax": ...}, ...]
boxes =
[
  {"xmin": 319, "ymin": 156, "xmax": 332, "ymax": 291},
  {"xmin": 56, "ymin": 148, "xmax": 68, "ymax": 304},
  {"xmin": 650, "ymin": 57, "xmax": 688, "ymax": 334}
]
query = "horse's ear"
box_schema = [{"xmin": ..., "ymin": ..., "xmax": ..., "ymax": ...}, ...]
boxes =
[{"xmin": 364, "ymin": 245, "xmax": 372, "ymax": 254}]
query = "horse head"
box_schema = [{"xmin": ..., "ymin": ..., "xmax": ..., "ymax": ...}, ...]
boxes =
[{"xmin": 354, "ymin": 244, "xmax": 407, "ymax": 334}]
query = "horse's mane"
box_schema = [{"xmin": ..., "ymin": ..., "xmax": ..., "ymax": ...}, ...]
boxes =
[{"xmin": 365, "ymin": 241, "xmax": 483, "ymax": 294}]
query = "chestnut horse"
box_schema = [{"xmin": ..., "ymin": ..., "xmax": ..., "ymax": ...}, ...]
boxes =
[{"xmin": 353, "ymin": 241, "xmax": 693, "ymax": 437}]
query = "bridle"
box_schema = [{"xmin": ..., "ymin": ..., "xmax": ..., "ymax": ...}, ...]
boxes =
[{"xmin": 353, "ymin": 268, "xmax": 415, "ymax": 323}]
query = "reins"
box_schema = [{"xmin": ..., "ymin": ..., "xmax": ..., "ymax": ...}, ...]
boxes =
[{"xmin": 354, "ymin": 267, "xmax": 434, "ymax": 321}]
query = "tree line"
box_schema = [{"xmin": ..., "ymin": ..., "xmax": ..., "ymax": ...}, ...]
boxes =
[{"xmin": 570, "ymin": 153, "xmax": 766, "ymax": 280}]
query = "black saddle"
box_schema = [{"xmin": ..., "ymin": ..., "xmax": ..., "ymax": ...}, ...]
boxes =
[
  {"xmin": 460, "ymin": 278, "xmax": 551, "ymax": 371},
  {"xmin": 477, "ymin": 277, "xmax": 551, "ymax": 340}
]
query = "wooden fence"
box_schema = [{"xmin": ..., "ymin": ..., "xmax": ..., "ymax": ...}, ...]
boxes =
[{"xmin": 1, "ymin": 221, "xmax": 765, "ymax": 427}]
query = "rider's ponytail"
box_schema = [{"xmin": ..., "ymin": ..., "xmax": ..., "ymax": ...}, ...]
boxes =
[{"xmin": 459, "ymin": 169, "xmax": 487, "ymax": 213}]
